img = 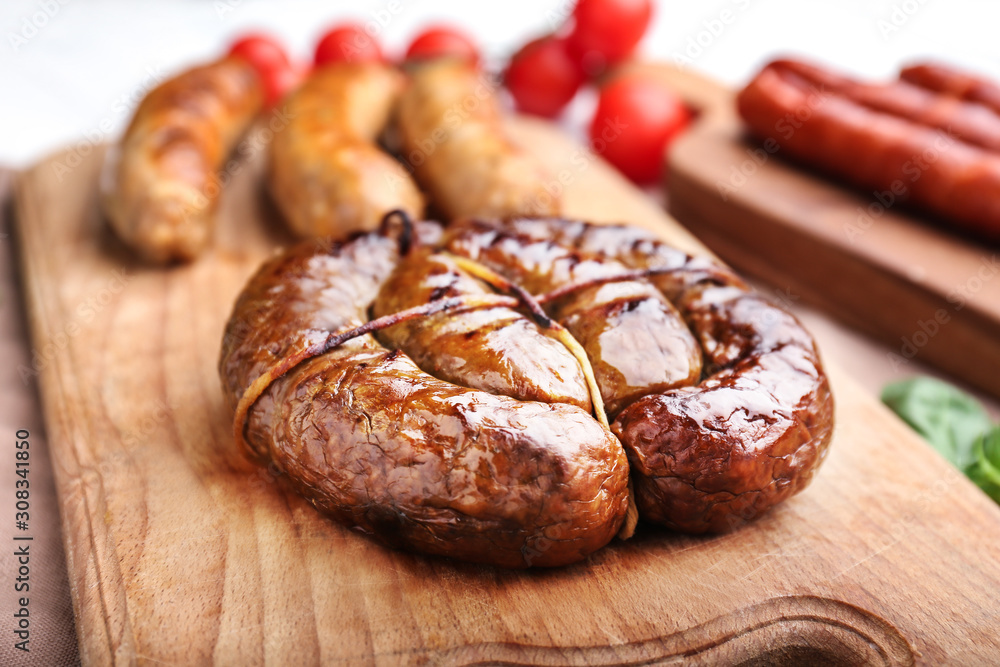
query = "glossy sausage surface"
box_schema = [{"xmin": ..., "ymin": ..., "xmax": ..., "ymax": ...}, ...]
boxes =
[
  {"xmin": 443, "ymin": 219, "xmax": 702, "ymax": 417},
  {"xmin": 772, "ymin": 59, "xmax": 1000, "ymax": 153},
  {"xmin": 901, "ymin": 62, "xmax": 1000, "ymax": 114},
  {"xmin": 372, "ymin": 247, "xmax": 592, "ymax": 410}
]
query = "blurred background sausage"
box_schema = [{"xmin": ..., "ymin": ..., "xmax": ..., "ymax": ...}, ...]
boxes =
[
  {"xmin": 397, "ymin": 60, "xmax": 561, "ymax": 219},
  {"xmin": 101, "ymin": 57, "xmax": 263, "ymax": 263},
  {"xmin": 268, "ymin": 62, "xmax": 424, "ymax": 238}
]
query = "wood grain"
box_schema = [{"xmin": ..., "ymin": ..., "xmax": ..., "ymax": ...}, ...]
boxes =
[
  {"xmin": 632, "ymin": 63, "xmax": 1000, "ymax": 400},
  {"xmin": 14, "ymin": 119, "xmax": 1000, "ymax": 666}
]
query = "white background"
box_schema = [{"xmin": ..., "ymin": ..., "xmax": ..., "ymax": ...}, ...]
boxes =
[{"xmin": 1, "ymin": 0, "xmax": 998, "ymax": 167}]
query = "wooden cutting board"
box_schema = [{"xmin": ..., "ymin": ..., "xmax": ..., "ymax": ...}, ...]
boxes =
[
  {"xmin": 628, "ymin": 63, "xmax": 1000, "ymax": 400},
  {"xmin": 14, "ymin": 117, "xmax": 1000, "ymax": 666}
]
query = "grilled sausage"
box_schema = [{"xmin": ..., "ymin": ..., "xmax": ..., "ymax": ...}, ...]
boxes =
[
  {"xmin": 220, "ymin": 214, "xmax": 832, "ymax": 560},
  {"xmin": 502, "ymin": 218, "xmax": 834, "ymax": 534},
  {"xmin": 738, "ymin": 61, "xmax": 1000, "ymax": 241},
  {"xmin": 396, "ymin": 60, "xmax": 561, "ymax": 219},
  {"xmin": 101, "ymin": 57, "xmax": 263, "ymax": 263},
  {"xmin": 218, "ymin": 223, "xmax": 629, "ymax": 568},
  {"xmin": 268, "ymin": 63, "xmax": 424, "ymax": 238},
  {"xmin": 901, "ymin": 62, "xmax": 1000, "ymax": 114},
  {"xmin": 771, "ymin": 59, "xmax": 1000, "ymax": 153}
]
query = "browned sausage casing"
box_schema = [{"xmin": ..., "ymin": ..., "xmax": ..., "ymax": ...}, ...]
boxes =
[
  {"xmin": 102, "ymin": 57, "xmax": 263, "ymax": 263},
  {"xmin": 738, "ymin": 61, "xmax": 1000, "ymax": 241},
  {"xmin": 219, "ymin": 225, "xmax": 629, "ymax": 568},
  {"xmin": 372, "ymin": 247, "xmax": 592, "ymax": 410}
]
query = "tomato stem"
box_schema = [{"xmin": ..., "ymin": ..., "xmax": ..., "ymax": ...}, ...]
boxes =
[{"xmin": 380, "ymin": 209, "xmax": 415, "ymax": 256}]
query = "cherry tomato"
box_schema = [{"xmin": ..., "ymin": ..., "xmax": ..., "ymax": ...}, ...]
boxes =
[
  {"xmin": 228, "ymin": 33, "xmax": 297, "ymax": 105},
  {"xmin": 568, "ymin": 0, "xmax": 652, "ymax": 71},
  {"xmin": 314, "ymin": 23, "xmax": 383, "ymax": 66},
  {"xmin": 589, "ymin": 76, "xmax": 691, "ymax": 183},
  {"xmin": 229, "ymin": 33, "xmax": 290, "ymax": 72},
  {"xmin": 405, "ymin": 25, "xmax": 479, "ymax": 65},
  {"xmin": 505, "ymin": 36, "xmax": 584, "ymax": 118}
]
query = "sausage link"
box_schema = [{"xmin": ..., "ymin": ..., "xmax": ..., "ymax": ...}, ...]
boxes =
[
  {"xmin": 220, "ymin": 215, "xmax": 832, "ymax": 553},
  {"xmin": 772, "ymin": 59, "xmax": 1000, "ymax": 153},
  {"xmin": 738, "ymin": 62, "xmax": 1000, "ymax": 241},
  {"xmin": 396, "ymin": 61, "xmax": 560, "ymax": 219},
  {"xmin": 219, "ymin": 225, "xmax": 628, "ymax": 568},
  {"xmin": 268, "ymin": 63, "xmax": 424, "ymax": 238},
  {"xmin": 101, "ymin": 57, "xmax": 263, "ymax": 263}
]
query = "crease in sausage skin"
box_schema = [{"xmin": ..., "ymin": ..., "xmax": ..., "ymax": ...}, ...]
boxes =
[
  {"xmin": 371, "ymin": 246, "xmax": 593, "ymax": 411},
  {"xmin": 219, "ymin": 215, "xmax": 833, "ymax": 565}
]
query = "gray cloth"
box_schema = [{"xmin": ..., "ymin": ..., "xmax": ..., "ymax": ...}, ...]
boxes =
[{"xmin": 0, "ymin": 171, "xmax": 80, "ymax": 666}]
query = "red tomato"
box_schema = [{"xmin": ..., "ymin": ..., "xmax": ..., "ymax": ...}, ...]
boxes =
[
  {"xmin": 314, "ymin": 23, "xmax": 383, "ymax": 66},
  {"xmin": 229, "ymin": 33, "xmax": 290, "ymax": 73},
  {"xmin": 505, "ymin": 36, "xmax": 584, "ymax": 118},
  {"xmin": 590, "ymin": 76, "xmax": 691, "ymax": 183},
  {"xmin": 405, "ymin": 25, "xmax": 479, "ymax": 65},
  {"xmin": 568, "ymin": 0, "xmax": 652, "ymax": 70},
  {"xmin": 228, "ymin": 33, "xmax": 297, "ymax": 105}
]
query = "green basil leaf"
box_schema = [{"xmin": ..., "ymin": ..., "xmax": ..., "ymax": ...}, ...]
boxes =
[
  {"xmin": 881, "ymin": 376, "xmax": 993, "ymax": 470},
  {"xmin": 966, "ymin": 428, "xmax": 1000, "ymax": 503}
]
